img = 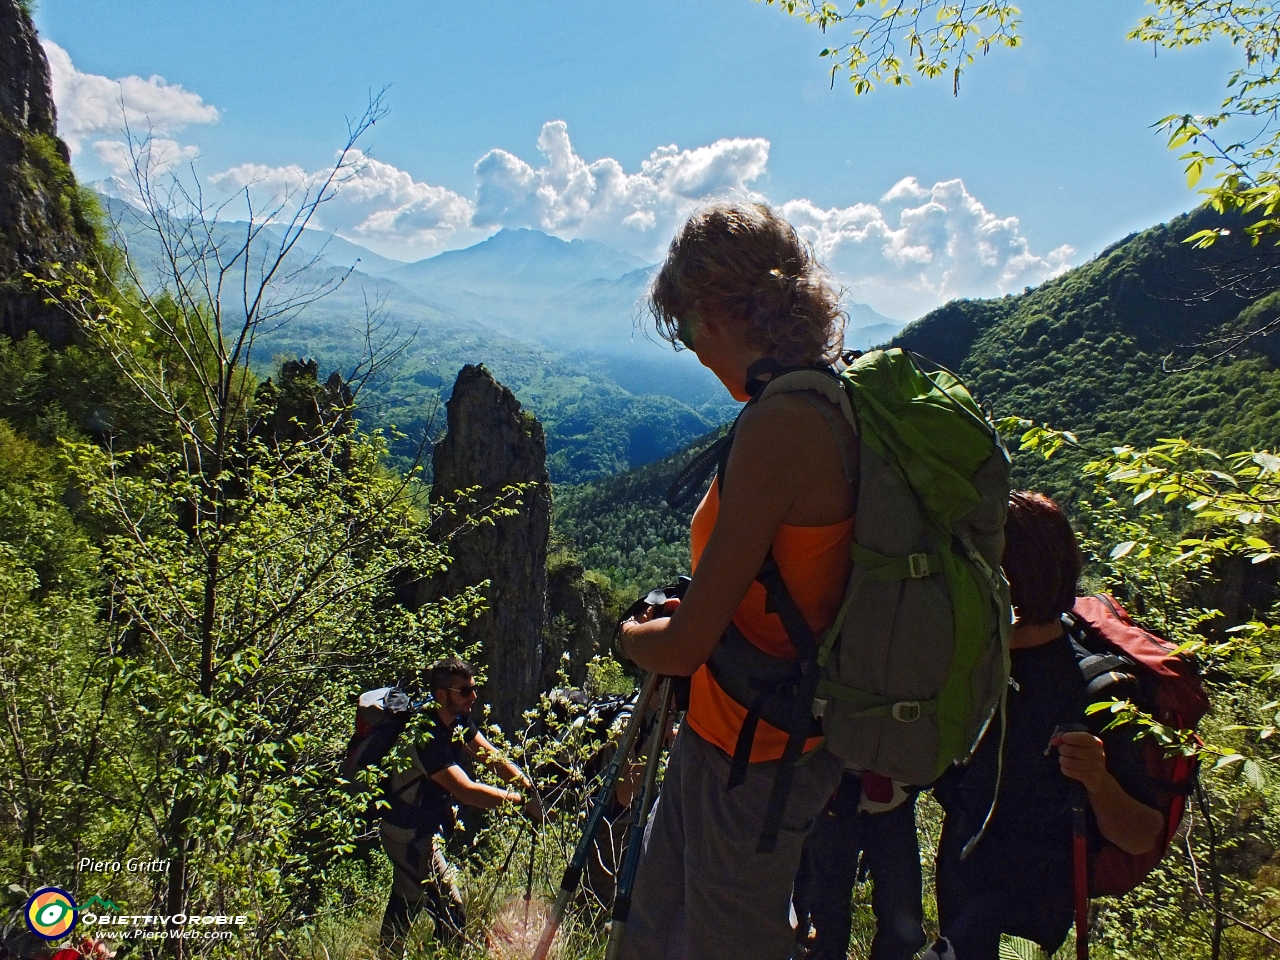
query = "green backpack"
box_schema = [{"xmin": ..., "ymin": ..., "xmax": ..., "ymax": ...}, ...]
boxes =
[{"xmin": 668, "ymin": 348, "xmax": 1011, "ymax": 849}]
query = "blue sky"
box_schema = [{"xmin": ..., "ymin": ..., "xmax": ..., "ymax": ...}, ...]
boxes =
[{"xmin": 34, "ymin": 0, "xmax": 1242, "ymax": 320}]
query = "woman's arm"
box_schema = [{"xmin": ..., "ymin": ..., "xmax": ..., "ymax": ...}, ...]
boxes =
[
  {"xmin": 1056, "ymin": 730, "xmax": 1164, "ymax": 856},
  {"xmin": 619, "ymin": 394, "xmax": 853, "ymax": 676}
]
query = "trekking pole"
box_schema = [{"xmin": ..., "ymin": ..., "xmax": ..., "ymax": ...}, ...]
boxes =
[
  {"xmin": 1069, "ymin": 781, "xmax": 1090, "ymax": 960},
  {"xmin": 524, "ymin": 822, "xmax": 538, "ymax": 926},
  {"xmin": 531, "ymin": 672, "xmax": 660, "ymax": 960},
  {"xmin": 475, "ymin": 818, "xmax": 527, "ymax": 919},
  {"xmin": 604, "ymin": 676, "xmax": 673, "ymax": 960}
]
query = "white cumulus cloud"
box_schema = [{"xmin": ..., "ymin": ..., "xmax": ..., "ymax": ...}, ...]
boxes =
[
  {"xmin": 92, "ymin": 137, "xmax": 199, "ymax": 178},
  {"xmin": 194, "ymin": 117, "xmax": 1071, "ymax": 315},
  {"xmin": 207, "ymin": 161, "xmax": 313, "ymax": 198},
  {"xmin": 203, "ymin": 122, "xmax": 772, "ymax": 261},
  {"xmin": 473, "ymin": 120, "xmax": 769, "ymax": 257},
  {"xmin": 782, "ymin": 177, "xmax": 1075, "ymax": 320},
  {"xmin": 209, "ymin": 150, "xmax": 477, "ymax": 255},
  {"xmin": 43, "ymin": 41, "xmax": 219, "ymax": 156}
]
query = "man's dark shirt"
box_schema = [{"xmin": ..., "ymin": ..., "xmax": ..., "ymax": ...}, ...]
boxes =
[
  {"xmin": 934, "ymin": 634, "xmax": 1157, "ymax": 951},
  {"xmin": 384, "ymin": 708, "xmax": 479, "ymax": 834}
]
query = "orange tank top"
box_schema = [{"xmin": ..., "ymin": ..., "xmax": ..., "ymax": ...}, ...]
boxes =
[{"xmin": 684, "ymin": 480, "xmax": 855, "ymax": 762}]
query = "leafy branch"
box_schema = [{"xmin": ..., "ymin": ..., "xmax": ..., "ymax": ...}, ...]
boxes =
[{"xmin": 762, "ymin": 0, "xmax": 1022, "ymax": 94}]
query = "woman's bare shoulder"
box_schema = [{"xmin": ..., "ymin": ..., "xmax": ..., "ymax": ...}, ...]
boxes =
[{"xmin": 732, "ymin": 391, "xmax": 857, "ymax": 524}]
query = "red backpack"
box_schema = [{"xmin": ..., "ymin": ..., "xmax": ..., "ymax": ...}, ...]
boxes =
[{"xmin": 1064, "ymin": 593, "xmax": 1210, "ymax": 896}]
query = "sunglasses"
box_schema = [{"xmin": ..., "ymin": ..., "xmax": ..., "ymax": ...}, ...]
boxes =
[
  {"xmin": 676, "ymin": 315, "xmax": 697, "ymax": 350},
  {"xmin": 446, "ymin": 684, "xmax": 479, "ymax": 697}
]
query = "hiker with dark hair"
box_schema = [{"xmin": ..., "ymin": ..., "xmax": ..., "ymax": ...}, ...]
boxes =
[
  {"xmin": 378, "ymin": 657, "xmax": 542, "ymax": 956},
  {"xmin": 928, "ymin": 492, "xmax": 1164, "ymax": 960},
  {"xmin": 616, "ymin": 202, "xmax": 852, "ymax": 959},
  {"xmin": 792, "ymin": 770, "xmax": 925, "ymax": 960}
]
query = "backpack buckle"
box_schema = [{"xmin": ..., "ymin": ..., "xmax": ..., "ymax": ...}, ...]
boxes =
[
  {"xmin": 908, "ymin": 554, "xmax": 931, "ymax": 578},
  {"xmin": 892, "ymin": 701, "xmax": 921, "ymax": 723},
  {"xmin": 812, "ymin": 698, "xmax": 828, "ymax": 719}
]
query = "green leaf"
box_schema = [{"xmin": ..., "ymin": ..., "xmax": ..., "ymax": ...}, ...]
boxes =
[
  {"xmin": 1111, "ymin": 541, "xmax": 1136, "ymax": 559},
  {"xmin": 1187, "ymin": 158, "xmax": 1205, "ymax": 188},
  {"xmin": 1242, "ymin": 759, "xmax": 1269, "ymax": 791},
  {"xmin": 999, "ymin": 936, "xmax": 1045, "ymax": 960},
  {"xmin": 1253, "ymin": 452, "xmax": 1280, "ymax": 474}
]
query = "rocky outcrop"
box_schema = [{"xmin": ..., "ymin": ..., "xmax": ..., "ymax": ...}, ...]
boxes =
[
  {"xmin": 0, "ymin": 0, "xmax": 98, "ymax": 346},
  {"xmin": 427, "ymin": 364, "xmax": 552, "ymax": 732},
  {"xmin": 543, "ymin": 555, "xmax": 610, "ymax": 688},
  {"xmin": 251, "ymin": 359, "xmax": 353, "ymax": 446}
]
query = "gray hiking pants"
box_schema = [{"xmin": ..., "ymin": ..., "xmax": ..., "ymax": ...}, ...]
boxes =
[
  {"xmin": 379, "ymin": 821, "xmax": 465, "ymax": 951},
  {"xmin": 619, "ymin": 725, "xmax": 842, "ymax": 960}
]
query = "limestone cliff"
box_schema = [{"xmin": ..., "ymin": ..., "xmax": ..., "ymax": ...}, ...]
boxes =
[
  {"xmin": 0, "ymin": 0, "xmax": 98, "ymax": 346},
  {"xmin": 543, "ymin": 554, "xmax": 610, "ymax": 688},
  {"xmin": 428, "ymin": 364, "xmax": 552, "ymax": 732}
]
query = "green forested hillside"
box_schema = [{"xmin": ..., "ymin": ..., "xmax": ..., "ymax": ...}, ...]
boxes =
[
  {"xmin": 896, "ymin": 205, "xmax": 1280, "ymax": 500},
  {"xmin": 264, "ymin": 302, "xmax": 717, "ymax": 483},
  {"xmin": 553, "ymin": 425, "xmax": 727, "ymax": 597}
]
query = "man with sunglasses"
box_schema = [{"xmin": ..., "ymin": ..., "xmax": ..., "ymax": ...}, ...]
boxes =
[{"xmin": 379, "ymin": 657, "xmax": 542, "ymax": 956}]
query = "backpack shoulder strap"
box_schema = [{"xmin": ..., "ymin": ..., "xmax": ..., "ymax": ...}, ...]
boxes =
[
  {"xmin": 757, "ymin": 368, "xmax": 857, "ymax": 432},
  {"xmin": 1067, "ymin": 630, "xmax": 1139, "ymax": 714},
  {"xmin": 665, "ymin": 426, "xmax": 736, "ymax": 508}
]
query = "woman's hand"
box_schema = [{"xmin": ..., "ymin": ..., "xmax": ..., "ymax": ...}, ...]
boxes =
[
  {"xmin": 618, "ymin": 599, "xmax": 679, "ymax": 663},
  {"xmin": 1055, "ymin": 729, "xmax": 1165, "ymax": 856},
  {"xmin": 1055, "ymin": 729, "xmax": 1111, "ymax": 794}
]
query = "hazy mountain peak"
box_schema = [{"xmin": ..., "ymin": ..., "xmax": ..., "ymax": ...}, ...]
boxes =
[
  {"xmin": 392, "ymin": 228, "xmax": 649, "ymax": 295},
  {"xmin": 484, "ymin": 227, "xmax": 647, "ymax": 262},
  {"xmin": 88, "ymin": 177, "xmax": 146, "ymax": 211}
]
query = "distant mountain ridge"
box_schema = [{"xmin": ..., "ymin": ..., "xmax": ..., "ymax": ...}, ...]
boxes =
[
  {"xmin": 265, "ymin": 226, "xmax": 408, "ymax": 277},
  {"xmin": 90, "ymin": 191, "xmax": 721, "ymax": 482},
  {"xmin": 390, "ymin": 227, "xmax": 649, "ymax": 296}
]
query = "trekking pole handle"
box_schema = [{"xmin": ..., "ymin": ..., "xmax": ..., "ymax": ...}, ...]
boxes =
[
  {"xmin": 1071, "ymin": 786, "xmax": 1090, "ymax": 960},
  {"xmin": 1068, "ymin": 770, "xmax": 1090, "ymax": 960}
]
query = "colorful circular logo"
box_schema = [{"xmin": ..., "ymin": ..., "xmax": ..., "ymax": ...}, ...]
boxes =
[{"xmin": 24, "ymin": 886, "xmax": 78, "ymax": 940}]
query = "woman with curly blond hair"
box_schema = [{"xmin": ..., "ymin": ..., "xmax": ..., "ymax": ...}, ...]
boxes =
[{"xmin": 618, "ymin": 202, "xmax": 854, "ymax": 959}]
